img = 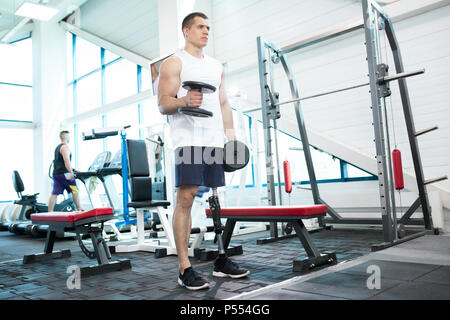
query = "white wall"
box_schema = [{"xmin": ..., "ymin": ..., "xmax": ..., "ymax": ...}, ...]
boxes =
[{"xmin": 211, "ymin": 0, "xmax": 450, "ymax": 208}]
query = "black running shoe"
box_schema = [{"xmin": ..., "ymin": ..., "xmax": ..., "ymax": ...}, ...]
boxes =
[
  {"xmin": 178, "ymin": 267, "xmax": 210, "ymax": 290},
  {"xmin": 213, "ymin": 257, "xmax": 250, "ymax": 278}
]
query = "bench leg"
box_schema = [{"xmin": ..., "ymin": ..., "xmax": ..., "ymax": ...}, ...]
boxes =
[
  {"xmin": 291, "ymin": 220, "xmax": 320, "ymax": 258},
  {"xmin": 81, "ymin": 227, "xmax": 131, "ymax": 276},
  {"xmin": 44, "ymin": 230, "xmax": 57, "ymax": 254},
  {"xmin": 291, "ymin": 219, "xmax": 337, "ymax": 272},
  {"xmin": 23, "ymin": 249, "xmax": 71, "ymax": 264},
  {"xmin": 293, "ymin": 252, "xmax": 337, "ymax": 273},
  {"xmin": 80, "ymin": 259, "xmax": 132, "ymax": 277},
  {"xmin": 90, "ymin": 230, "xmax": 111, "ymax": 265}
]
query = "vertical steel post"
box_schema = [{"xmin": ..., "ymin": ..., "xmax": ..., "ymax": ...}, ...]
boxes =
[
  {"xmin": 121, "ymin": 130, "xmax": 130, "ymax": 221},
  {"xmin": 257, "ymin": 37, "xmax": 276, "ymax": 206},
  {"xmin": 381, "ymin": 7, "xmax": 433, "ymax": 230},
  {"xmin": 257, "ymin": 37, "xmax": 278, "ymax": 237},
  {"xmin": 363, "ymin": 0, "xmax": 393, "ymax": 242}
]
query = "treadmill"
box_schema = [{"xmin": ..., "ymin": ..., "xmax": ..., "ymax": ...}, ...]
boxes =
[
  {"xmin": 96, "ymin": 150, "xmax": 123, "ymax": 215},
  {"xmin": 74, "ymin": 151, "xmax": 111, "ymax": 209}
]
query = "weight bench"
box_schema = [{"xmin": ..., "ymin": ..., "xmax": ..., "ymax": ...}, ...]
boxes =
[
  {"xmin": 24, "ymin": 208, "xmax": 131, "ymax": 276},
  {"xmin": 206, "ymin": 205, "xmax": 337, "ymax": 272}
]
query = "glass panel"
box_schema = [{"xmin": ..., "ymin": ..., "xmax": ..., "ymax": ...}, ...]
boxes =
[
  {"xmin": 347, "ymin": 164, "xmax": 372, "ymax": 178},
  {"xmin": 0, "ymin": 128, "xmax": 34, "ymax": 201},
  {"xmin": 0, "ymin": 38, "xmax": 32, "ymax": 85},
  {"xmin": 285, "ymin": 143, "xmax": 309, "ymax": 182},
  {"xmin": 141, "ymin": 97, "xmax": 165, "ymax": 129},
  {"xmin": 66, "ymin": 32, "xmax": 74, "ymax": 82},
  {"xmin": 75, "ymin": 37, "xmax": 101, "ymax": 78},
  {"xmin": 310, "ymin": 148, "xmax": 341, "ymax": 180},
  {"xmin": 76, "ymin": 71, "xmax": 101, "ymax": 114},
  {"xmin": 104, "ymin": 50, "xmax": 120, "ymax": 65},
  {"xmin": 67, "ymin": 84, "xmax": 74, "ymax": 117},
  {"xmin": 254, "ymin": 120, "xmax": 343, "ymax": 185},
  {"xmin": 141, "ymin": 67, "xmax": 151, "ymax": 92},
  {"xmin": 105, "ymin": 104, "xmax": 141, "ymax": 153},
  {"xmin": 76, "ymin": 116, "xmax": 104, "ymax": 171},
  {"xmin": 0, "ymin": 84, "xmax": 32, "ymax": 121},
  {"xmin": 225, "ymin": 110, "xmax": 253, "ymax": 187},
  {"xmin": 104, "ymin": 59, "xmax": 137, "ymax": 104}
]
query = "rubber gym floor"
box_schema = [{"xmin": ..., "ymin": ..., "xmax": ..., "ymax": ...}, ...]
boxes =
[{"xmin": 0, "ymin": 227, "xmax": 449, "ymax": 300}]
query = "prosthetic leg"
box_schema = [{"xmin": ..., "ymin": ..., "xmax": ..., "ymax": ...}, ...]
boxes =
[
  {"xmin": 208, "ymin": 188, "xmax": 226, "ymax": 257},
  {"xmin": 207, "ymin": 188, "xmax": 249, "ymax": 278}
]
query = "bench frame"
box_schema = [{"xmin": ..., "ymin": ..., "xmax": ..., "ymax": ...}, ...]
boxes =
[
  {"xmin": 24, "ymin": 212, "xmax": 131, "ymax": 277},
  {"xmin": 210, "ymin": 212, "xmax": 337, "ymax": 272}
]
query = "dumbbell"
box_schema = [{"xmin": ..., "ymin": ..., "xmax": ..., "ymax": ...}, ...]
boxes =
[
  {"xmin": 223, "ymin": 140, "xmax": 250, "ymax": 172},
  {"xmin": 178, "ymin": 81, "xmax": 215, "ymax": 118}
]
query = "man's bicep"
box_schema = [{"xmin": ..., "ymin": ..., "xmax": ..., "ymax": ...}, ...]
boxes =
[{"xmin": 158, "ymin": 58, "xmax": 181, "ymax": 98}]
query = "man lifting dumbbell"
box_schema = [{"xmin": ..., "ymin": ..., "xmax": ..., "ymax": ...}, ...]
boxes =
[{"xmin": 158, "ymin": 12, "xmax": 249, "ymax": 290}]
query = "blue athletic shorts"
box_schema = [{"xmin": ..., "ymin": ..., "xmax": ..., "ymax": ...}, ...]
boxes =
[
  {"xmin": 174, "ymin": 146, "xmax": 225, "ymax": 188},
  {"xmin": 52, "ymin": 174, "xmax": 78, "ymax": 195}
]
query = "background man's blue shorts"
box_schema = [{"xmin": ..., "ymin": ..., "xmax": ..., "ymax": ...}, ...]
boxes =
[{"xmin": 52, "ymin": 174, "xmax": 78, "ymax": 195}]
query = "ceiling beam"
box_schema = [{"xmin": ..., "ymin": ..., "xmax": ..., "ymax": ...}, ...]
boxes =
[
  {"xmin": 60, "ymin": 21, "xmax": 152, "ymax": 68},
  {"xmin": 1, "ymin": 17, "xmax": 31, "ymax": 42}
]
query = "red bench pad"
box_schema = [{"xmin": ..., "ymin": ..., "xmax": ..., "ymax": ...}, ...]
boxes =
[
  {"xmin": 206, "ymin": 205, "xmax": 327, "ymax": 217},
  {"xmin": 31, "ymin": 208, "xmax": 113, "ymax": 223}
]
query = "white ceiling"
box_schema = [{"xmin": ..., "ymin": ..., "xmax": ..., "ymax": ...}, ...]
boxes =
[
  {"xmin": 0, "ymin": 0, "xmax": 87, "ymax": 41},
  {"xmin": 0, "ymin": 0, "xmax": 159, "ymax": 59},
  {"xmin": 78, "ymin": 0, "xmax": 159, "ymax": 59}
]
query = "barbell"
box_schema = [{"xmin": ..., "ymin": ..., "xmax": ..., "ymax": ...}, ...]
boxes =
[{"xmin": 243, "ymin": 68, "xmax": 425, "ymax": 114}]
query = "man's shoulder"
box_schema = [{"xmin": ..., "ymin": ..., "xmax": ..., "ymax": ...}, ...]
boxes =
[
  {"xmin": 163, "ymin": 54, "xmax": 182, "ymax": 65},
  {"xmin": 161, "ymin": 55, "xmax": 182, "ymax": 72},
  {"xmin": 59, "ymin": 144, "xmax": 70, "ymax": 152}
]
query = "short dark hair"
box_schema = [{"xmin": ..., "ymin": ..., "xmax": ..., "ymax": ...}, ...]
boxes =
[
  {"xmin": 181, "ymin": 12, "xmax": 208, "ymax": 35},
  {"xmin": 60, "ymin": 130, "xmax": 69, "ymax": 140}
]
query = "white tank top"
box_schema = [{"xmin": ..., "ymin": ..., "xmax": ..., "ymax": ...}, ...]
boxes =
[{"xmin": 167, "ymin": 50, "xmax": 225, "ymax": 149}]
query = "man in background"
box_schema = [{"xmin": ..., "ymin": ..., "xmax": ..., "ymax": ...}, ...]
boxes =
[{"xmin": 48, "ymin": 130, "xmax": 83, "ymax": 212}]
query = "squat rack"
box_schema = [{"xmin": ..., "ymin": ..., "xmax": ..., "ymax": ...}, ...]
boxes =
[{"xmin": 255, "ymin": 0, "xmax": 447, "ymax": 250}]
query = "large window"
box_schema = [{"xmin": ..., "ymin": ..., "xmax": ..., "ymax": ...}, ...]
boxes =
[
  {"xmin": 0, "ymin": 38, "xmax": 33, "ymax": 201},
  {"xmin": 76, "ymin": 72, "xmax": 102, "ymax": 114},
  {"xmin": 0, "ymin": 38, "xmax": 33, "ymax": 121},
  {"xmin": 0, "ymin": 129, "xmax": 34, "ymax": 201},
  {"xmin": 0, "ymin": 38, "xmax": 32, "ymax": 85},
  {"xmin": 75, "ymin": 117, "xmax": 104, "ymax": 170},
  {"xmin": 104, "ymin": 58, "xmax": 138, "ymax": 104},
  {"xmin": 66, "ymin": 33, "xmax": 158, "ymax": 175},
  {"xmin": 0, "ymin": 84, "xmax": 32, "ymax": 121},
  {"xmin": 75, "ymin": 37, "xmax": 101, "ymax": 77},
  {"xmin": 253, "ymin": 119, "xmax": 376, "ymax": 188}
]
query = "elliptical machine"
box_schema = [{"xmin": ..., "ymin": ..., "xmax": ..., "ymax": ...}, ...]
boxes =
[
  {"xmin": 4, "ymin": 170, "xmax": 76, "ymax": 235},
  {"xmin": 13, "ymin": 170, "xmax": 75, "ymax": 219}
]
